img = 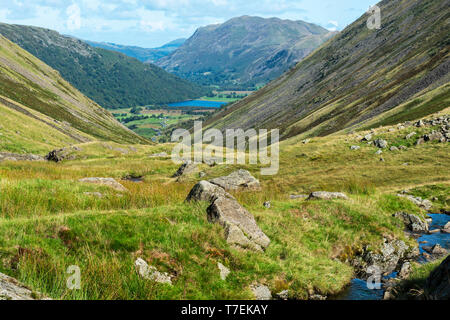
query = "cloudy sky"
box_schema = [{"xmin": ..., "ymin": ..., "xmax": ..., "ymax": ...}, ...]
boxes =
[{"xmin": 0, "ymin": 0, "xmax": 378, "ymax": 47}]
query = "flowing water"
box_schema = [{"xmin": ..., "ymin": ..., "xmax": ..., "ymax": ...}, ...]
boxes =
[{"xmin": 335, "ymin": 213, "xmax": 450, "ymax": 300}]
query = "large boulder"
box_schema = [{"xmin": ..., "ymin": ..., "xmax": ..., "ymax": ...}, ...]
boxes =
[
  {"xmin": 307, "ymin": 191, "xmax": 348, "ymax": 200},
  {"xmin": 0, "ymin": 272, "xmax": 48, "ymax": 300},
  {"xmin": 207, "ymin": 196, "xmax": 270, "ymax": 252},
  {"xmin": 394, "ymin": 212, "xmax": 429, "ymax": 232},
  {"xmin": 79, "ymin": 177, "xmax": 127, "ymax": 192},
  {"xmin": 374, "ymin": 139, "xmax": 388, "ymax": 149},
  {"xmin": 209, "ymin": 169, "xmax": 260, "ymax": 191},
  {"xmin": 424, "ymin": 255, "xmax": 450, "ymax": 300},
  {"xmin": 186, "ymin": 180, "xmax": 234, "ymax": 203}
]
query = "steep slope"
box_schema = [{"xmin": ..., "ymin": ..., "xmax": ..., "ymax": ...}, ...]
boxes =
[
  {"xmin": 86, "ymin": 38, "xmax": 186, "ymax": 63},
  {"xmin": 0, "ymin": 23, "xmax": 206, "ymax": 109},
  {"xmin": 157, "ymin": 16, "xmax": 335, "ymax": 89},
  {"xmin": 206, "ymin": 0, "xmax": 450, "ymax": 139},
  {"xmin": 0, "ymin": 34, "xmax": 148, "ymax": 148}
]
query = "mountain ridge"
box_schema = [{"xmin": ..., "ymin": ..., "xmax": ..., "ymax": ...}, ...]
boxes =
[
  {"xmin": 205, "ymin": 0, "xmax": 450, "ymax": 139},
  {"xmin": 157, "ymin": 15, "xmax": 336, "ymax": 89},
  {"xmin": 0, "ymin": 23, "xmax": 206, "ymax": 109}
]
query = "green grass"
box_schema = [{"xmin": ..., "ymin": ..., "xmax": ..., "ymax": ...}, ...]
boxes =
[{"xmin": 0, "ymin": 117, "xmax": 448, "ymax": 299}]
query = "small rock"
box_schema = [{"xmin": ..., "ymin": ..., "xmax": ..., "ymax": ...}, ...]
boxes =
[
  {"xmin": 362, "ymin": 134, "xmax": 373, "ymax": 142},
  {"xmin": 309, "ymin": 294, "xmax": 327, "ymax": 300},
  {"xmin": 218, "ymin": 263, "xmax": 230, "ymax": 281},
  {"xmin": 289, "ymin": 194, "xmax": 309, "ymax": 199},
  {"xmin": 263, "ymin": 201, "xmax": 271, "ymax": 209},
  {"xmin": 172, "ymin": 161, "xmax": 197, "ymax": 179},
  {"xmin": 399, "ymin": 262, "xmax": 411, "ymax": 279},
  {"xmin": 308, "ymin": 191, "xmax": 348, "ymax": 200},
  {"xmin": 374, "ymin": 139, "xmax": 388, "ymax": 149},
  {"xmin": 134, "ymin": 258, "xmax": 172, "ymax": 285},
  {"xmin": 79, "ymin": 177, "xmax": 127, "ymax": 192},
  {"xmin": 350, "ymin": 146, "xmax": 361, "ymax": 150},
  {"xmin": 251, "ymin": 285, "xmax": 272, "ymax": 300},
  {"xmin": 375, "ymin": 150, "xmax": 383, "ymax": 155},
  {"xmin": 390, "ymin": 146, "xmax": 399, "ymax": 151},
  {"xmin": 149, "ymin": 152, "xmax": 168, "ymax": 158},
  {"xmin": 405, "ymin": 132, "xmax": 416, "ymax": 139},
  {"xmin": 276, "ymin": 290, "xmax": 289, "ymax": 300}
]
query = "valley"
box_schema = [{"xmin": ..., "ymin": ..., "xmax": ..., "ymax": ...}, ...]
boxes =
[{"xmin": 0, "ymin": 0, "xmax": 449, "ymax": 303}]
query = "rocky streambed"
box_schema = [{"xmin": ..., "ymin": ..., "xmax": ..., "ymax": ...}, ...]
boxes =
[{"xmin": 335, "ymin": 213, "xmax": 450, "ymax": 300}]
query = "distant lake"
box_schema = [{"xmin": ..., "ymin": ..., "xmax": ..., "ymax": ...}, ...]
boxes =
[{"xmin": 167, "ymin": 100, "xmax": 227, "ymax": 108}]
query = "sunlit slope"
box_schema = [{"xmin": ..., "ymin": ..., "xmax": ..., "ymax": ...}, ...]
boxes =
[
  {"xmin": 206, "ymin": 0, "xmax": 449, "ymax": 139},
  {"xmin": 0, "ymin": 35, "xmax": 148, "ymax": 146}
]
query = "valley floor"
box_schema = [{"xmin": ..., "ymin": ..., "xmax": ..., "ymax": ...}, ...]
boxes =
[{"xmin": 0, "ymin": 110, "xmax": 449, "ymax": 300}]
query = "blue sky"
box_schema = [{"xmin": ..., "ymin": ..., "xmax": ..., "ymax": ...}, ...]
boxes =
[{"xmin": 0, "ymin": 0, "xmax": 379, "ymax": 47}]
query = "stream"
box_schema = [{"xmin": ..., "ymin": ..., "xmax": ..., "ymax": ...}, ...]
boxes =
[{"xmin": 335, "ymin": 213, "xmax": 450, "ymax": 300}]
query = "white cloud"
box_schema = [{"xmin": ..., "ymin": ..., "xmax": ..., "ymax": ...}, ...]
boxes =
[{"xmin": 66, "ymin": 4, "xmax": 81, "ymax": 31}]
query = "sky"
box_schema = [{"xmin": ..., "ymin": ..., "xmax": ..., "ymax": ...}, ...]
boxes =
[{"xmin": 0, "ymin": 0, "xmax": 379, "ymax": 48}]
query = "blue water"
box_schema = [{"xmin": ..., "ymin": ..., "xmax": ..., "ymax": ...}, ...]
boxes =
[
  {"xmin": 336, "ymin": 214, "xmax": 450, "ymax": 300},
  {"xmin": 167, "ymin": 100, "xmax": 228, "ymax": 108}
]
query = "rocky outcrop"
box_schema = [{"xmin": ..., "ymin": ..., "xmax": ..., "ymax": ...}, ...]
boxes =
[
  {"xmin": 397, "ymin": 194, "xmax": 433, "ymax": 210},
  {"xmin": 307, "ymin": 191, "xmax": 348, "ymax": 200},
  {"xmin": 0, "ymin": 272, "xmax": 48, "ymax": 300},
  {"xmin": 394, "ymin": 212, "xmax": 429, "ymax": 232},
  {"xmin": 424, "ymin": 255, "xmax": 450, "ymax": 300},
  {"xmin": 79, "ymin": 177, "xmax": 128, "ymax": 192},
  {"xmin": 209, "ymin": 169, "xmax": 260, "ymax": 191},
  {"xmin": 352, "ymin": 240, "xmax": 416, "ymax": 277},
  {"xmin": 207, "ymin": 197, "xmax": 270, "ymax": 252},
  {"xmin": 186, "ymin": 180, "xmax": 234, "ymax": 203},
  {"xmin": 218, "ymin": 263, "xmax": 230, "ymax": 281}
]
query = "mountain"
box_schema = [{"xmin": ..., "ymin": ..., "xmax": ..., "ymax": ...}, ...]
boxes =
[
  {"xmin": 85, "ymin": 38, "xmax": 186, "ymax": 63},
  {"xmin": 0, "ymin": 34, "xmax": 148, "ymax": 153},
  {"xmin": 205, "ymin": 0, "xmax": 450, "ymax": 139},
  {"xmin": 156, "ymin": 16, "xmax": 335, "ymax": 89},
  {"xmin": 0, "ymin": 23, "xmax": 206, "ymax": 109}
]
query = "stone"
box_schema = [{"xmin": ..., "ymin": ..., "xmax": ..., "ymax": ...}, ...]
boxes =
[
  {"xmin": 207, "ymin": 196, "xmax": 270, "ymax": 251},
  {"xmin": 309, "ymin": 294, "xmax": 327, "ymax": 300},
  {"xmin": 399, "ymin": 262, "xmax": 411, "ymax": 279},
  {"xmin": 405, "ymin": 132, "xmax": 417, "ymax": 139},
  {"xmin": 45, "ymin": 148, "xmax": 72, "ymax": 162},
  {"xmin": 0, "ymin": 152, "xmax": 44, "ymax": 162},
  {"xmin": 199, "ymin": 171, "xmax": 206, "ymax": 178},
  {"xmin": 416, "ymin": 138, "xmax": 425, "ymax": 146},
  {"xmin": 424, "ymin": 131, "xmax": 444, "ymax": 142},
  {"xmin": 308, "ymin": 191, "xmax": 348, "ymax": 200},
  {"xmin": 209, "ymin": 169, "xmax": 260, "ymax": 191},
  {"xmin": 263, "ymin": 201, "xmax": 271, "ymax": 209},
  {"xmin": 397, "ymin": 194, "xmax": 433, "ymax": 210},
  {"xmin": 389, "ymin": 146, "xmax": 399, "ymax": 151},
  {"xmin": 350, "ymin": 145, "xmax": 361, "ymax": 150},
  {"xmin": 134, "ymin": 258, "xmax": 172, "ymax": 285},
  {"xmin": 394, "ymin": 212, "xmax": 429, "ymax": 232},
  {"xmin": 218, "ymin": 263, "xmax": 230, "ymax": 281},
  {"xmin": 424, "ymin": 255, "xmax": 450, "ymax": 300},
  {"xmin": 362, "ymin": 134, "xmax": 373, "ymax": 142},
  {"xmin": 172, "ymin": 161, "xmax": 197, "ymax": 178},
  {"xmin": 186, "ymin": 180, "xmax": 234, "ymax": 203},
  {"xmin": 0, "ymin": 272, "xmax": 49, "ymax": 300},
  {"xmin": 374, "ymin": 139, "xmax": 388, "ymax": 149},
  {"xmin": 375, "ymin": 149, "xmax": 383, "ymax": 155},
  {"xmin": 289, "ymin": 194, "xmax": 309, "ymax": 199},
  {"xmin": 276, "ymin": 290, "xmax": 289, "ymax": 300},
  {"xmin": 362, "ymin": 240, "xmax": 409, "ymax": 275},
  {"xmin": 250, "ymin": 284, "xmax": 272, "ymax": 300},
  {"xmin": 79, "ymin": 177, "xmax": 128, "ymax": 192},
  {"xmin": 431, "ymin": 244, "xmax": 447, "ymax": 256},
  {"xmin": 302, "ymin": 139, "xmax": 311, "ymax": 144}
]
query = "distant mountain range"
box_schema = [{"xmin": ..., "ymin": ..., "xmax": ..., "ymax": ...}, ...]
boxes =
[
  {"xmin": 0, "ymin": 34, "xmax": 148, "ymax": 150},
  {"xmin": 0, "ymin": 23, "xmax": 205, "ymax": 109},
  {"xmin": 85, "ymin": 38, "xmax": 186, "ymax": 63},
  {"xmin": 206, "ymin": 0, "xmax": 450, "ymax": 139},
  {"xmin": 156, "ymin": 16, "xmax": 336, "ymax": 89}
]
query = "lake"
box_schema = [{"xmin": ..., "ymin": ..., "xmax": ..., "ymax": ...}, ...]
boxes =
[{"xmin": 167, "ymin": 100, "xmax": 228, "ymax": 108}]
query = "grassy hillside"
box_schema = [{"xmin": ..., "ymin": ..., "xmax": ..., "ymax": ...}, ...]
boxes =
[
  {"xmin": 0, "ymin": 35, "xmax": 148, "ymax": 147},
  {"xmin": 157, "ymin": 16, "xmax": 335, "ymax": 89},
  {"xmin": 205, "ymin": 0, "xmax": 450, "ymax": 139},
  {"xmin": 0, "ymin": 23, "xmax": 206, "ymax": 109},
  {"xmin": 0, "ymin": 108, "xmax": 448, "ymax": 299}
]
